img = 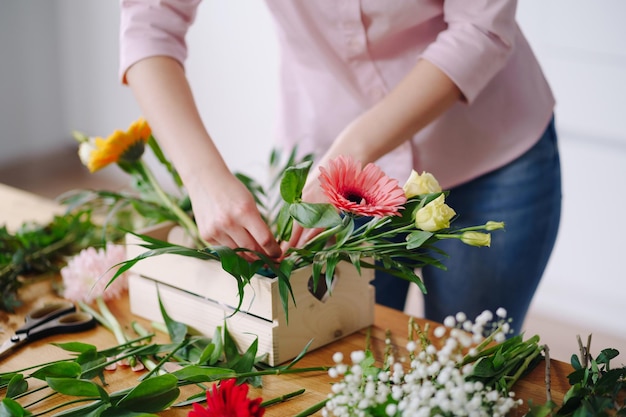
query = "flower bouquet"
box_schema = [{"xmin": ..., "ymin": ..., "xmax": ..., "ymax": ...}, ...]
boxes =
[{"xmin": 63, "ymin": 118, "xmax": 503, "ymax": 365}]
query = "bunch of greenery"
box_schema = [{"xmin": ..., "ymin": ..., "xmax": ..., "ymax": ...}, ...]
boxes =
[
  {"xmin": 528, "ymin": 336, "xmax": 625, "ymax": 417},
  {"xmin": 0, "ymin": 297, "xmax": 323, "ymax": 416},
  {"xmin": 0, "ymin": 212, "xmax": 106, "ymax": 312}
]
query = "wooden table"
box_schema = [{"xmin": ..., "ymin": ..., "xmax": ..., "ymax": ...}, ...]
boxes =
[{"xmin": 0, "ymin": 184, "xmax": 574, "ymax": 416}]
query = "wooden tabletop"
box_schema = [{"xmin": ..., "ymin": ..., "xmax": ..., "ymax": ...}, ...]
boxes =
[{"xmin": 0, "ymin": 184, "xmax": 574, "ymax": 416}]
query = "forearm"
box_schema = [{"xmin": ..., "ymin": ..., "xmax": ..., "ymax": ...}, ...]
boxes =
[
  {"xmin": 321, "ymin": 59, "xmax": 462, "ymax": 167},
  {"xmin": 125, "ymin": 56, "xmax": 231, "ymax": 185}
]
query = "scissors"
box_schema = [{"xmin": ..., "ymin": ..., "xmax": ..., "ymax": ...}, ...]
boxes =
[{"xmin": 0, "ymin": 301, "xmax": 96, "ymax": 360}]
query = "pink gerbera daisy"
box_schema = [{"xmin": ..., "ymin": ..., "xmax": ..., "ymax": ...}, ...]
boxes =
[{"xmin": 318, "ymin": 155, "xmax": 407, "ymax": 217}]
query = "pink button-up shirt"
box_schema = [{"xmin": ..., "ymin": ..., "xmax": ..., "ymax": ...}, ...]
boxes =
[{"xmin": 120, "ymin": 0, "xmax": 554, "ymax": 188}]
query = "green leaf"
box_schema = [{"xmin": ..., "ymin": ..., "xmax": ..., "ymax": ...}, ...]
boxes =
[
  {"xmin": 406, "ymin": 230, "xmax": 433, "ymax": 249},
  {"xmin": 284, "ymin": 339, "xmax": 314, "ymax": 370},
  {"xmin": 51, "ymin": 341, "xmax": 98, "ymax": 354},
  {"xmin": 596, "ymin": 348, "xmax": 619, "ymax": 366},
  {"xmin": 333, "ymin": 216, "xmax": 355, "ymax": 248},
  {"xmin": 209, "ymin": 326, "xmax": 224, "ymax": 365},
  {"xmin": 0, "ymin": 398, "xmax": 31, "ymax": 417},
  {"xmin": 6, "ymin": 374, "xmax": 28, "ymax": 399},
  {"xmin": 114, "ymin": 374, "xmax": 180, "ymax": 413},
  {"xmin": 170, "ymin": 365, "xmax": 234, "ymax": 383},
  {"xmin": 289, "ymin": 202, "xmax": 342, "ymax": 229},
  {"xmin": 280, "ymin": 161, "xmax": 312, "ymax": 203},
  {"xmin": 148, "ymin": 136, "xmax": 183, "ymax": 189},
  {"xmin": 47, "ymin": 377, "xmax": 109, "ymax": 400},
  {"xmin": 157, "ymin": 289, "xmax": 187, "ymax": 343},
  {"xmin": 222, "ymin": 323, "xmax": 240, "ymax": 363},
  {"xmin": 229, "ymin": 338, "xmax": 259, "ymax": 375},
  {"xmin": 470, "ymin": 357, "xmax": 498, "ymax": 378},
  {"xmin": 31, "ymin": 362, "xmax": 82, "ymax": 380},
  {"xmin": 325, "ymin": 256, "xmax": 339, "ymax": 297},
  {"xmin": 197, "ymin": 343, "xmax": 216, "ymax": 365},
  {"xmin": 275, "ymin": 203, "xmax": 293, "ymax": 241}
]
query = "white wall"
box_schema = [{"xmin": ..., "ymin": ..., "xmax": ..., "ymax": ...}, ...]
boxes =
[
  {"xmin": 1, "ymin": 2, "xmax": 624, "ymax": 341},
  {"xmin": 516, "ymin": 1, "xmax": 626, "ymax": 339},
  {"xmin": 0, "ymin": 2, "xmax": 65, "ymax": 162}
]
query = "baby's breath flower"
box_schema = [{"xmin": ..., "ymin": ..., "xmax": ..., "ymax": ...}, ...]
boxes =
[
  {"xmin": 333, "ymin": 352, "xmax": 344, "ymax": 364},
  {"xmin": 443, "ymin": 315, "xmax": 456, "ymax": 327},
  {"xmin": 324, "ymin": 309, "xmax": 525, "ymax": 417},
  {"xmin": 434, "ymin": 326, "xmax": 446, "ymax": 338},
  {"xmin": 350, "ymin": 350, "xmax": 366, "ymax": 364}
]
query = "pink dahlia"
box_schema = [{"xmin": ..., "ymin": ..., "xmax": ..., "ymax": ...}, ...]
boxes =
[
  {"xmin": 318, "ymin": 155, "xmax": 407, "ymax": 217},
  {"xmin": 61, "ymin": 242, "xmax": 129, "ymax": 304},
  {"xmin": 188, "ymin": 378, "xmax": 265, "ymax": 417}
]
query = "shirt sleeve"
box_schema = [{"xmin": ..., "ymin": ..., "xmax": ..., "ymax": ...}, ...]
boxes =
[
  {"xmin": 119, "ymin": 0, "xmax": 202, "ymax": 84},
  {"xmin": 420, "ymin": 0, "xmax": 518, "ymax": 104}
]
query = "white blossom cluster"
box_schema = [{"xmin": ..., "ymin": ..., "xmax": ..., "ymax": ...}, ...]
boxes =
[{"xmin": 322, "ymin": 308, "xmax": 522, "ymax": 417}]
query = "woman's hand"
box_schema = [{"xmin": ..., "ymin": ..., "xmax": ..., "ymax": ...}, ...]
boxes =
[{"xmin": 187, "ymin": 170, "xmax": 282, "ymax": 261}]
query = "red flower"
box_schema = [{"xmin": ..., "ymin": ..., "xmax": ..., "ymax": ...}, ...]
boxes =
[
  {"xmin": 319, "ymin": 155, "xmax": 407, "ymax": 217},
  {"xmin": 188, "ymin": 378, "xmax": 265, "ymax": 417}
]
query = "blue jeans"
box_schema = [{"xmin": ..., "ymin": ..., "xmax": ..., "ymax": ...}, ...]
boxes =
[{"xmin": 373, "ymin": 117, "xmax": 562, "ymax": 332}]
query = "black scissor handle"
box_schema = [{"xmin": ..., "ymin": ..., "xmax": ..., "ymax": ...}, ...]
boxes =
[
  {"xmin": 27, "ymin": 312, "xmax": 96, "ymax": 341},
  {"xmin": 16, "ymin": 301, "xmax": 76, "ymax": 335}
]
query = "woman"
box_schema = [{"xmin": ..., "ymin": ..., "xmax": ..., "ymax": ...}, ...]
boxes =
[{"xmin": 119, "ymin": 1, "xmax": 561, "ymax": 330}]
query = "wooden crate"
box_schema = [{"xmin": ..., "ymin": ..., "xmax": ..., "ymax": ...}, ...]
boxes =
[{"xmin": 126, "ymin": 223, "xmax": 375, "ymax": 366}]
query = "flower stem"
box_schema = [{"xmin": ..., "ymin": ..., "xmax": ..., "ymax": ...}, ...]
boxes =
[
  {"xmin": 137, "ymin": 160, "xmax": 207, "ymax": 249},
  {"xmin": 96, "ymin": 296, "xmax": 127, "ymax": 345},
  {"xmin": 260, "ymin": 388, "xmax": 306, "ymax": 407}
]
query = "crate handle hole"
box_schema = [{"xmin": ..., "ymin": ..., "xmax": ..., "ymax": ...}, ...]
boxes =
[{"xmin": 307, "ymin": 274, "xmax": 337, "ymax": 303}]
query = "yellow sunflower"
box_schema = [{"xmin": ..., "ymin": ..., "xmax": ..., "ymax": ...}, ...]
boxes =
[{"xmin": 87, "ymin": 118, "xmax": 152, "ymax": 173}]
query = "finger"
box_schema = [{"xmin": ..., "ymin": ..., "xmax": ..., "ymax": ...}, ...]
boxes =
[{"xmin": 245, "ymin": 217, "xmax": 282, "ymax": 259}]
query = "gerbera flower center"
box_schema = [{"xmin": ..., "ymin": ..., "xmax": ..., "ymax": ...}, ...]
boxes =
[
  {"xmin": 120, "ymin": 140, "xmax": 146, "ymax": 164},
  {"xmin": 345, "ymin": 190, "xmax": 367, "ymax": 205}
]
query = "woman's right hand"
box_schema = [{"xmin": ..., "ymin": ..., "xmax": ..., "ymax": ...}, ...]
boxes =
[{"xmin": 187, "ymin": 169, "xmax": 282, "ymax": 261}]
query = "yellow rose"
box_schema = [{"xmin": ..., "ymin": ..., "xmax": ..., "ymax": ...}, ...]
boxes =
[
  {"xmin": 460, "ymin": 231, "xmax": 491, "ymax": 247},
  {"xmin": 403, "ymin": 170, "xmax": 442, "ymax": 198},
  {"xmin": 415, "ymin": 194, "xmax": 456, "ymax": 232}
]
